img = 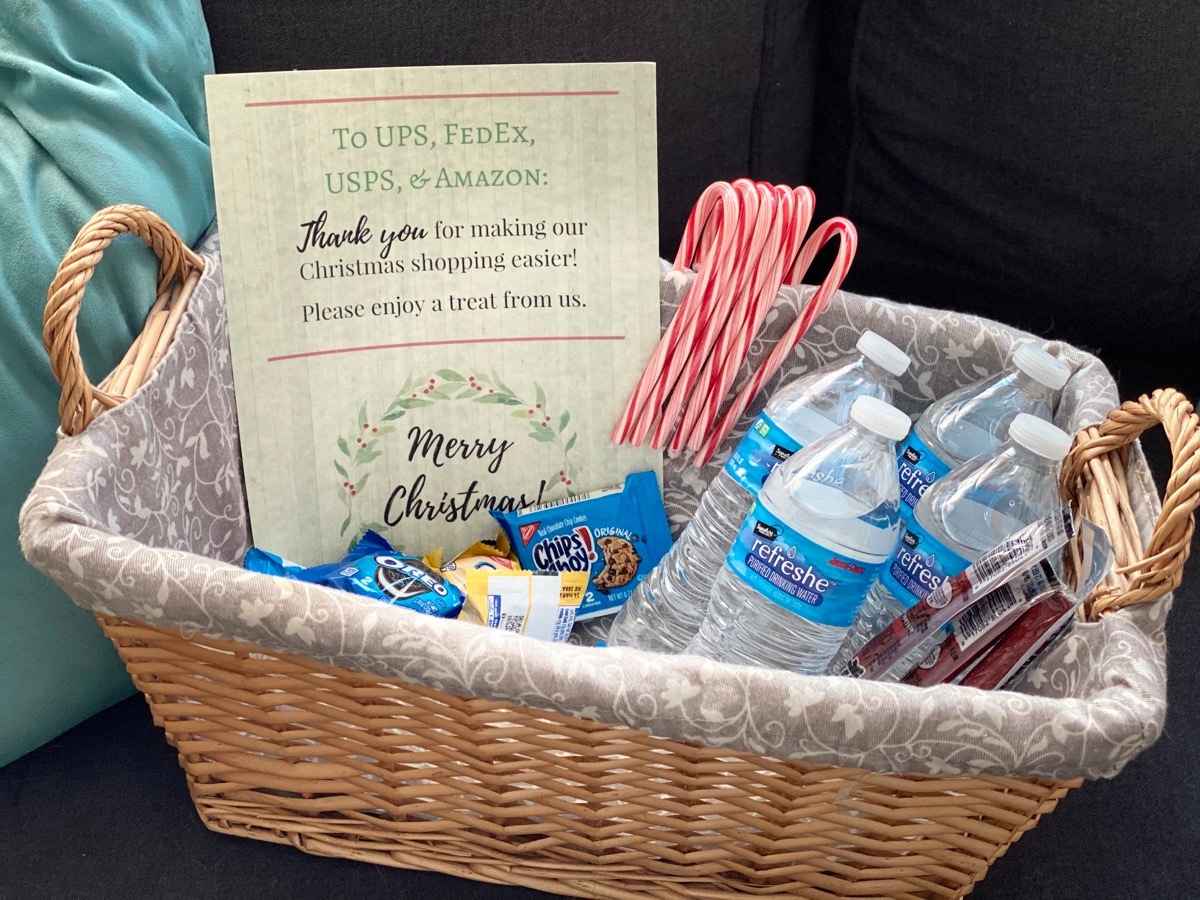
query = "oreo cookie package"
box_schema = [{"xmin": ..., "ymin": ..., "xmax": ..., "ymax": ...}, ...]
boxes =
[
  {"xmin": 490, "ymin": 470, "xmax": 673, "ymax": 620},
  {"xmin": 244, "ymin": 530, "xmax": 463, "ymax": 618}
]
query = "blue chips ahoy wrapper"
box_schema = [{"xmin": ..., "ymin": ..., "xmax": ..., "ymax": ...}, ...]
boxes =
[
  {"xmin": 490, "ymin": 471, "xmax": 673, "ymax": 620},
  {"xmin": 244, "ymin": 530, "xmax": 463, "ymax": 618}
]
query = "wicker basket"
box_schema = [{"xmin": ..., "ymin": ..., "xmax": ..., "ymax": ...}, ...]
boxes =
[{"xmin": 38, "ymin": 206, "xmax": 1200, "ymax": 899}]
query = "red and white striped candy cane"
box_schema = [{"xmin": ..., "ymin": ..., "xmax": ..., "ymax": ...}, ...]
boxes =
[
  {"xmin": 653, "ymin": 179, "xmax": 776, "ymax": 451},
  {"xmin": 673, "ymin": 185, "xmax": 815, "ymax": 454},
  {"xmin": 627, "ymin": 183, "xmax": 744, "ymax": 445},
  {"xmin": 692, "ymin": 216, "xmax": 857, "ymax": 466},
  {"xmin": 610, "ymin": 182, "xmax": 739, "ymax": 444},
  {"xmin": 664, "ymin": 182, "xmax": 786, "ymax": 454}
]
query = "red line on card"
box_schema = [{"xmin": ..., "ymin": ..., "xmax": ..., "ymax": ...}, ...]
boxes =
[
  {"xmin": 267, "ymin": 334, "xmax": 625, "ymax": 363},
  {"xmin": 246, "ymin": 90, "xmax": 619, "ymax": 108}
]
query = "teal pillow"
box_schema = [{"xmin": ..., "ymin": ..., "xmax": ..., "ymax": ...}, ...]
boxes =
[{"xmin": 1, "ymin": 1, "xmax": 215, "ymax": 766}]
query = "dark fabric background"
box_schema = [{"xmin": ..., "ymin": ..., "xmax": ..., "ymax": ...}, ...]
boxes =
[
  {"xmin": 808, "ymin": 0, "xmax": 1200, "ymax": 400},
  {"xmin": 201, "ymin": 0, "xmax": 817, "ymax": 257}
]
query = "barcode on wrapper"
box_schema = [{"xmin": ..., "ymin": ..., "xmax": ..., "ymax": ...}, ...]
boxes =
[
  {"xmin": 955, "ymin": 559, "xmax": 1061, "ymax": 651},
  {"xmin": 956, "ymin": 585, "xmax": 1022, "ymax": 647},
  {"xmin": 971, "ymin": 537, "xmax": 1031, "ymax": 582}
]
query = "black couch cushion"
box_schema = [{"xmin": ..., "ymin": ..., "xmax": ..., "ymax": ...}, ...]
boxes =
[
  {"xmin": 810, "ymin": 0, "xmax": 1200, "ymax": 398},
  {"xmin": 200, "ymin": 0, "xmax": 818, "ymax": 257}
]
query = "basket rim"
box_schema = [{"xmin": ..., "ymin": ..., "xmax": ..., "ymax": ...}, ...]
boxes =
[{"xmin": 17, "ymin": 226, "xmax": 1177, "ymax": 784}]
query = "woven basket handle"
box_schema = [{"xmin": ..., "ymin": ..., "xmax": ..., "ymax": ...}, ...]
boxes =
[
  {"xmin": 1062, "ymin": 388, "xmax": 1200, "ymax": 620},
  {"xmin": 44, "ymin": 204, "xmax": 205, "ymax": 436}
]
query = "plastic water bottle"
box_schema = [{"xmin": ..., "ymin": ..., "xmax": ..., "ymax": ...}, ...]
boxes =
[
  {"xmin": 686, "ymin": 396, "xmax": 911, "ymax": 674},
  {"xmin": 896, "ymin": 342, "xmax": 1070, "ymax": 522},
  {"xmin": 826, "ymin": 413, "xmax": 1074, "ymax": 676},
  {"xmin": 606, "ymin": 332, "xmax": 911, "ymax": 653}
]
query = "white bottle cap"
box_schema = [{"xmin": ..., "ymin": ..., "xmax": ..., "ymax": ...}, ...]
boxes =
[
  {"xmin": 850, "ymin": 395, "xmax": 911, "ymax": 442},
  {"xmin": 1008, "ymin": 413, "xmax": 1073, "ymax": 461},
  {"xmin": 856, "ymin": 330, "xmax": 911, "ymax": 377},
  {"xmin": 1011, "ymin": 342, "xmax": 1070, "ymax": 391}
]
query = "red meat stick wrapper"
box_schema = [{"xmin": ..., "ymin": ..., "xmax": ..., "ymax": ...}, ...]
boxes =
[{"xmin": 958, "ymin": 593, "xmax": 1080, "ymax": 691}]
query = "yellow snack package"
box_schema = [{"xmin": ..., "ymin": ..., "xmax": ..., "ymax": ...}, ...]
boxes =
[
  {"xmin": 432, "ymin": 531, "xmax": 514, "ymax": 568},
  {"xmin": 439, "ymin": 534, "xmax": 520, "ymax": 593},
  {"xmin": 442, "ymin": 552, "xmax": 519, "ymax": 592},
  {"xmin": 461, "ymin": 570, "xmax": 587, "ymax": 642}
]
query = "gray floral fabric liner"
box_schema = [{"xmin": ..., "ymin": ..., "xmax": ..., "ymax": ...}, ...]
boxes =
[{"xmin": 20, "ymin": 227, "xmax": 1170, "ymax": 781}]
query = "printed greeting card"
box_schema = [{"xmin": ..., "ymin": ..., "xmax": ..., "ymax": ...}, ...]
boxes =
[{"xmin": 206, "ymin": 63, "xmax": 660, "ymax": 564}]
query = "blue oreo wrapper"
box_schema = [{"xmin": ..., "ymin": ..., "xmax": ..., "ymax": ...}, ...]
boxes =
[
  {"xmin": 244, "ymin": 530, "xmax": 463, "ymax": 618},
  {"xmin": 490, "ymin": 471, "xmax": 673, "ymax": 620}
]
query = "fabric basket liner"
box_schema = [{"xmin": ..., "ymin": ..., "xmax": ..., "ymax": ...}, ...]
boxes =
[{"xmin": 19, "ymin": 226, "xmax": 1169, "ymax": 782}]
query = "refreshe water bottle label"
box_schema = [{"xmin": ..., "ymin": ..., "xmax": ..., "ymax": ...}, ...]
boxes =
[
  {"xmin": 896, "ymin": 430, "xmax": 954, "ymax": 518},
  {"xmin": 724, "ymin": 504, "xmax": 880, "ymax": 628},
  {"xmin": 724, "ymin": 412, "xmax": 801, "ymax": 493},
  {"xmin": 879, "ymin": 522, "xmax": 971, "ymax": 610}
]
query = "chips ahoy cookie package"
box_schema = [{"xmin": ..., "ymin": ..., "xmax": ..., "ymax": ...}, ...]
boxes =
[{"xmin": 491, "ymin": 471, "xmax": 673, "ymax": 620}]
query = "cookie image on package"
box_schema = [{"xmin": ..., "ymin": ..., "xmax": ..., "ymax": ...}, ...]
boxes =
[{"xmin": 594, "ymin": 536, "xmax": 642, "ymax": 593}]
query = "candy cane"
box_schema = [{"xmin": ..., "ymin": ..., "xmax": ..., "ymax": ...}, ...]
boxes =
[
  {"xmin": 613, "ymin": 185, "xmax": 857, "ymax": 462},
  {"xmin": 674, "ymin": 185, "xmax": 815, "ymax": 454},
  {"xmin": 659, "ymin": 183, "xmax": 779, "ymax": 454},
  {"xmin": 673, "ymin": 180, "xmax": 722, "ymax": 269},
  {"xmin": 692, "ymin": 217, "xmax": 857, "ymax": 466},
  {"xmin": 663, "ymin": 182, "xmax": 784, "ymax": 454},
  {"xmin": 626, "ymin": 183, "xmax": 744, "ymax": 445},
  {"xmin": 652, "ymin": 179, "xmax": 775, "ymax": 451},
  {"xmin": 614, "ymin": 182, "xmax": 737, "ymax": 444},
  {"xmin": 611, "ymin": 182, "xmax": 738, "ymax": 444}
]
